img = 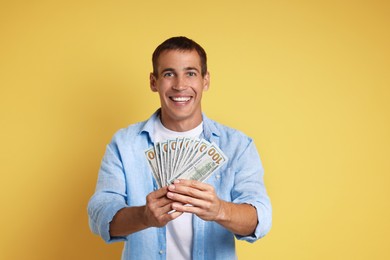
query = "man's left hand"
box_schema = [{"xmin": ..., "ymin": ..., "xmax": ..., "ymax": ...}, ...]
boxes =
[{"xmin": 166, "ymin": 179, "xmax": 226, "ymax": 222}]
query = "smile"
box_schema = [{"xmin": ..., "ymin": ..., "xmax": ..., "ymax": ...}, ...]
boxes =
[{"xmin": 170, "ymin": 96, "xmax": 191, "ymax": 102}]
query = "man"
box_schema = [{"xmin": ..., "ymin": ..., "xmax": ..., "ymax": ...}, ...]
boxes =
[{"xmin": 88, "ymin": 36, "xmax": 272, "ymax": 259}]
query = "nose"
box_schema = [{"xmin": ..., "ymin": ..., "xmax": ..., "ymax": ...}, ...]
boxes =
[{"xmin": 172, "ymin": 75, "xmax": 187, "ymax": 91}]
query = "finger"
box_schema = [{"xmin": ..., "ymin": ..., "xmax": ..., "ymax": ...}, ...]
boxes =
[
  {"xmin": 168, "ymin": 210, "xmax": 183, "ymax": 219},
  {"xmin": 167, "ymin": 191, "xmax": 205, "ymax": 208},
  {"xmin": 168, "ymin": 182, "xmax": 214, "ymax": 201},
  {"xmin": 148, "ymin": 195, "xmax": 178, "ymax": 216},
  {"xmin": 171, "ymin": 202, "xmax": 200, "ymax": 215},
  {"xmin": 158, "ymin": 210, "xmax": 183, "ymax": 224},
  {"xmin": 154, "ymin": 196, "xmax": 174, "ymax": 208},
  {"xmin": 155, "ymin": 203, "xmax": 184, "ymax": 222},
  {"xmin": 147, "ymin": 202, "xmax": 176, "ymax": 225},
  {"xmin": 147, "ymin": 187, "xmax": 171, "ymax": 206},
  {"xmin": 173, "ymin": 179, "xmax": 211, "ymax": 191},
  {"xmin": 149, "ymin": 186, "xmax": 169, "ymax": 199}
]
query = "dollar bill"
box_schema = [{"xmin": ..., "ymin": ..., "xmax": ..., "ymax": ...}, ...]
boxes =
[
  {"xmin": 144, "ymin": 138, "xmax": 228, "ymax": 188},
  {"xmin": 144, "ymin": 147, "xmax": 161, "ymax": 187},
  {"xmin": 168, "ymin": 142, "xmax": 227, "ymax": 183}
]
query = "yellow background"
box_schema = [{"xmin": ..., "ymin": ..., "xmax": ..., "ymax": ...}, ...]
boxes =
[{"xmin": 1, "ymin": 1, "xmax": 389, "ymax": 259}]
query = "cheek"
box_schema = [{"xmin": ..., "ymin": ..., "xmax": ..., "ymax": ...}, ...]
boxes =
[
  {"xmin": 195, "ymin": 87, "xmax": 205, "ymax": 97},
  {"xmin": 156, "ymin": 85, "xmax": 168, "ymax": 95}
]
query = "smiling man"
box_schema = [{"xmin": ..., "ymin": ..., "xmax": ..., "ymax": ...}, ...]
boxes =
[
  {"xmin": 150, "ymin": 48, "xmax": 209, "ymax": 131},
  {"xmin": 88, "ymin": 36, "xmax": 272, "ymax": 260}
]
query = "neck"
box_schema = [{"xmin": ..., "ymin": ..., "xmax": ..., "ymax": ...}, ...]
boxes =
[{"xmin": 160, "ymin": 113, "xmax": 203, "ymax": 132}]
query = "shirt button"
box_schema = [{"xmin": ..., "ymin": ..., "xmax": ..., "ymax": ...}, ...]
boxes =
[{"xmin": 159, "ymin": 250, "xmax": 164, "ymax": 254}]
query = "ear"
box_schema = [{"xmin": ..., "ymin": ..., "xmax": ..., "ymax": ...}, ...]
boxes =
[
  {"xmin": 203, "ymin": 71, "xmax": 210, "ymax": 91},
  {"xmin": 150, "ymin": 73, "xmax": 158, "ymax": 92}
]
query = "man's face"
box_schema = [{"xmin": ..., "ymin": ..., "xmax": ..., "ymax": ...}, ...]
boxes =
[{"xmin": 150, "ymin": 50, "xmax": 210, "ymax": 131}]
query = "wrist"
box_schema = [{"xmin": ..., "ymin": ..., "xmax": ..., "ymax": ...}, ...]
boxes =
[
  {"xmin": 216, "ymin": 200, "xmax": 231, "ymax": 223},
  {"xmin": 140, "ymin": 206, "xmax": 151, "ymax": 228}
]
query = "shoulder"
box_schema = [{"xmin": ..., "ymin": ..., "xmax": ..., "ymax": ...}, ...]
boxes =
[
  {"xmin": 204, "ymin": 117, "xmax": 254, "ymax": 153},
  {"xmin": 110, "ymin": 120, "xmax": 149, "ymax": 146},
  {"xmin": 205, "ymin": 116, "xmax": 252, "ymax": 142}
]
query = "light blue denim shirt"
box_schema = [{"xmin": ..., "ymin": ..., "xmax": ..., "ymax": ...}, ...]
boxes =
[{"xmin": 88, "ymin": 110, "xmax": 272, "ymax": 260}]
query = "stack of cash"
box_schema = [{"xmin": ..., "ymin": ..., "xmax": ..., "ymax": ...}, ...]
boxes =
[{"xmin": 144, "ymin": 137, "xmax": 228, "ymax": 188}]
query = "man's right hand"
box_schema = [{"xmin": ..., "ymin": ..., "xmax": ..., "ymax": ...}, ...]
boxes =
[
  {"xmin": 109, "ymin": 187, "xmax": 182, "ymax": 237},
  {"xmin": 143, "ymin": 186, "xmax": 183, "ymax": 227}
]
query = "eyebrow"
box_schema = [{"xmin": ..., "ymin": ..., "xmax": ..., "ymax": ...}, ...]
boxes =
[
  {"xmin": 160, "ymin": 68, "xmax": 175, "ymax": 74},
  {"xmin": 160, "ymin": 67, "xmax": 200, "ymax": 75},
  {"xmin": 183, "ymin": 67, "xmax": 200, "ymax": 72}
]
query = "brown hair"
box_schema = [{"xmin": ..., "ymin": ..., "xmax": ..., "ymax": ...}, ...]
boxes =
[{"xmin": 152, "ymin": 36, "xmax": 207, "ymax": 77}]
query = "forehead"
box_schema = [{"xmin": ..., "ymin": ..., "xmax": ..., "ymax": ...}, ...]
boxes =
[{"xmin": 156, "ymin": 50, "xmax": 202, "ymax": 70}]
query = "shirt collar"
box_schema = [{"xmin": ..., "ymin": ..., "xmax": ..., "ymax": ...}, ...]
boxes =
[{"xmin": 139, "ymin": 108, "xmax": 221, "ymax": 142}]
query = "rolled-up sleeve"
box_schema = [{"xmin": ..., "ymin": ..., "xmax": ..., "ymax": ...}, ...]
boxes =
[
  {"xmin": 231, "ymin": 139, "xmax": 272, "ymax": 242},
  {"xmin": 87, "ymin": 139, "xmax": 128, "ymax": 243}
]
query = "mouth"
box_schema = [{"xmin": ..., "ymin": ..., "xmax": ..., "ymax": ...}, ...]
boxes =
[{"xmin": 170, "ymin": 96, "xmax": 192, "ymax": 103}]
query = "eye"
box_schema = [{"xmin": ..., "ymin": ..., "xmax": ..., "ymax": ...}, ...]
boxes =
[
  {"xmin": 187, "ymin": 71, "xmax": 197, "ymax": 77},
  {"xmin": 163, "ymin": 72, "xmax": 174, "ymax": 77}
]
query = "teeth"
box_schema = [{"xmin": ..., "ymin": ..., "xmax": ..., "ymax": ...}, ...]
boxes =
[{"xmin": 172, "ymin": 97, "xmax": 190, "ymax": 102}]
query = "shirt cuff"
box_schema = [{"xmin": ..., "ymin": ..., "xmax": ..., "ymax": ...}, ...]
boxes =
[
  {"xmin": 235, "ymin": 202, "xmax": 272, "ymax": 242},
  {"xmin": 95, "ymin": 202, "xmax": 128, "ymax": 243}
]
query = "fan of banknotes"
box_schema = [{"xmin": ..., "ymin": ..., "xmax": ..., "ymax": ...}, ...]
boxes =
[{"xmin": 144, "ymin": 137, "xmax": 228, "ymax": 188}]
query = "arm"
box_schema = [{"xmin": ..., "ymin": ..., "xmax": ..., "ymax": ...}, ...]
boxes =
[
  {"xmin": 216, "ymin": 201, "xmax": 257, "ymax": 236},
  {"xmin": 166, "ymin": 139, "xmax": 272, "ymax": 239},
  {"xmin": 88, "ymin": 137, "xmax": 182, "ymax": 242},
  {"xmin": 167, "ymin": 179, "xmax": 257, "ymax": 236}
]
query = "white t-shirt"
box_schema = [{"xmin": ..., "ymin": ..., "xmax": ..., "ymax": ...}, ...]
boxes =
[{"xmin": 153, "ymin": 117, "xmax": 203, "ymax": 260}]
